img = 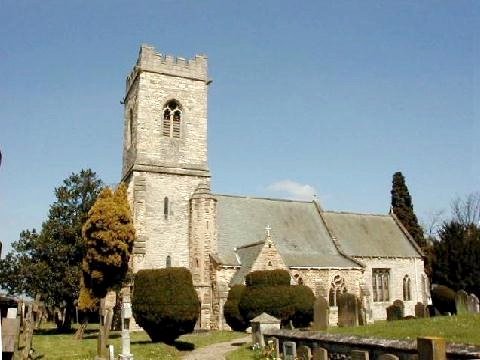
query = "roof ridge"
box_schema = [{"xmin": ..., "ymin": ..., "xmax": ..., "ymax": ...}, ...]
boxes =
[
  {"xmin": 323, "ymin": 210, "xmax": 390, "ymax": 217},
  {"xmin": 213, "ymin": 193, "xmax": 313, "ymax": 203},
  {"xmin": 236, "ymin": 240, "xmax": 265, "ymax": 250}
]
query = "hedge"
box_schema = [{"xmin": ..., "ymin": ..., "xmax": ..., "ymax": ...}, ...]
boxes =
[
  {"xmin": 223, "ymin": 285, "xmax": 248, "ymax": 331},
  {"xmin": 245, "ymin": 269, "xmax": 291, "ymax": 287}
]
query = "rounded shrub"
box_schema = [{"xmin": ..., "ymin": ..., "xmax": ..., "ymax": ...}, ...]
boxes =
[
  {"xmin": 431, "ymin": 285, "xmax": 456, "ymax": 315},
  {"xmin": 224, "ymin": 285, "xmax": 248, "ymax": 331},
  {"xmin": 290, "ymin": 285, "xmax": 315, "ymax": 328},
  {"xmin": 132, "ymin": 267, "xmax": 200, "ymax": 343},
  {"xmin": 245, "ymin": 269, "xmax": 291, "ymax": 287},
  {"xmin": 239, "ymin": 285, "xmax": 295, "ymax": 325}
]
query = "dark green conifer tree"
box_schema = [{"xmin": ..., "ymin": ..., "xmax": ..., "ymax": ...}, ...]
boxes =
[{"xmin": 391, "ymin": 172, "xmax": 426, "ymax": 248}]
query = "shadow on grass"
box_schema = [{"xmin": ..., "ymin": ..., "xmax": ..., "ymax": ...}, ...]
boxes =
[
  {"xmin": 83, "ymin": 332, "xmax": 121, "ymax": 340},
  {"xmin": 130, "ymin": 339, "xmax": 195, "ymax": 351},
  {"xmin": 231, "ymin": 341, "xmax": 248, "ymax": 347}
]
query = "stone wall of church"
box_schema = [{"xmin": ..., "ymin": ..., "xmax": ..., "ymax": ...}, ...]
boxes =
[
  {"xmin": 129, "ymin": 171, "xmax": 208, "ymax": 273},
  {"xmin": 355, "ymin": 256, "xmax": 426, "ymax": 320}
]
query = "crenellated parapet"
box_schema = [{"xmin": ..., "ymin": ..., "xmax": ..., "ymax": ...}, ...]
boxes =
[{"xmin": 126, "ymin": 44, "xmax": 208, "ymax": 93}]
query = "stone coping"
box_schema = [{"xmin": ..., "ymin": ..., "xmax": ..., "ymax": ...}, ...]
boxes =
[{"xmin": 263, "ymin": 329, "xmax": 480, "ymax": 359}]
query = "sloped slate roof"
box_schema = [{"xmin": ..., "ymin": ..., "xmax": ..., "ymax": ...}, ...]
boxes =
[
  {"xmin": 215, "ymin": 195, "xmax": 358, "ymax": 268},
  {"xmin": 230, "ymin": 242, "xmax": 264, "ymax": 285},
  {"xmin": 321, "ymin": 211, "xmax": 421, "ymax": 258}
]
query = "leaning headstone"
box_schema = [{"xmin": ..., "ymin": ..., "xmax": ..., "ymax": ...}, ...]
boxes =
[
  {"xmin": 455, "ymin": 290, "xmax": 469, "ymax": 315},
  {"xmin": 283, "ymin": 341, "xmax": 297, "ymax": 360},
  {"xmin": 378, "ymin": 354, "xmax": 399, "ymax": 360},
  {"xmin": 415, "ymin": 302, "xmax": 429, "ymax": 318},
  {"xmin": 337, "ymin": 293, "xmax": 358, "ymax": 327},
  {"xmin": 312, "ymin": 347, "xmax": 328, "ymax": 360},
  {"xmin": 351, "ymin": 349, "xmax": 370, "ymax": 360},
  {"xmin": 297, "ymin": 345, "xmax": 312, "ymax": 360},
  {"xmin": 312, "ymin": 296, "xmax": 329, "ymax": 330}
]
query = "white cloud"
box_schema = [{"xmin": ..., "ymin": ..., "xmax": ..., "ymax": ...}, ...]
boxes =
[{"xmin": 266, "ymin": 180, "xmax": 317, "ymax": 201}]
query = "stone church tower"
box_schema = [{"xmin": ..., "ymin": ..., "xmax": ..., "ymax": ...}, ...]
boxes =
[{"xmin": 121, "ymin": 45, "xmax": 211, "ymax": 274}]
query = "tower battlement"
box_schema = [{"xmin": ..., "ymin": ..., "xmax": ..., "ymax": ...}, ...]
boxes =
[{"xmin": 126, "ymin": 44, "xmax": 208, "ymax": 93}]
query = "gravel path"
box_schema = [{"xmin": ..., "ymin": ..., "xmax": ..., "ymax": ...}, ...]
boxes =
[{"xmin": 181, "ymin": 335, "xmax": 251, "ymax": 360}]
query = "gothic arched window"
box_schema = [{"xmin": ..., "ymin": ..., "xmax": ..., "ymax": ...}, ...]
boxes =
[
  {"xmin": 329, "ymin": 275, "xmax": 347, "ymax": 306},
  {"xmin": 162, "ymin": 100, "xmax": 182, "ymax": 138},
  {"xmin": 403, "ymin": 275, "xmax": 411, "ymax": 301}
]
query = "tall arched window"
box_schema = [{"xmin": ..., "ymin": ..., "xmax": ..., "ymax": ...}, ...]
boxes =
[
  {"xmin": 403, "ymin": 275, "xmax": 411, "ymax": 301},
  {"xmin": 162, "ymin": 100, "xmax": 182, "ymax": 138},
  {"xmin": 164, "ymin": 197, "xmax": 169, "ymax": 220}
]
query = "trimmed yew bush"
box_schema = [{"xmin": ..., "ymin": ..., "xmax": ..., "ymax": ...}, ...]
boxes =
[
  {"xmin": 290, "ymin": 285, "xmax": 315, "ymax": 327},
  {"xmin": 245, "ymin": 269, "xmax": 291, "ymax": 287},
  {"xmin": 132, "ymin": 268, "xmax": 200, "ymax": 343},
  {"xmin": 224, "ymin": 285, "xmax": 248, "ymax": 331}
]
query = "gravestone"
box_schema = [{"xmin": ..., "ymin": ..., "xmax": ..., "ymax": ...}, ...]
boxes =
[
  {"xmin": 393, "ymin": 300, "xmax": 405, "ymax": 317},
  {"xmin": 312, "ymin": 347, "xmax": 328, "ymax": 360},
  {"xmin": 6, "ymin": 309, "xmax": 16, "ymax": 319},
  {"xmin": 359, "ymin": 282, "xmax": 373, "ymax": 324},
  {"xmin": 455, "ymin": 290, "xmax": 468, "ymax": 315},
  {"xmin": 417, "ymin": 337, "xmax": 446, "ymax": 360},
  {"xmin": 283, "ymin": 341, "xmax": 297, "ymax": 360},
  {"xmin": 119, "ymin": 289, "xmax": 133, "ymax": 360},
  {"xmin": 387, "ymin": 300, "xmax": 404, "ymax": 321},
  {"xmin": 312, "ymin": 296, "xmax": 329, "ymax": 330},
  {"xmin": 357, "ymin": 298, "xmax": 367, "ymax": 326},
  {"xmin": 351, "ymin": 350, "xmax": 370, "ymax": 360},
  {"xmin": 378, "ymin": 354, "xmax": 399, "ymax": 360},
  {"xmin": 2, "ymin": 317, "xmax": 19, "ymax": 354},
  {"xmin": 250, "ymin": 313, "xmax": 281, "ymax": 348},
  {"xmin": 470, "ymin": 294, "xmax": 479, "ymax": 313},
  {"xmin": 297, "ymin": 345, "xmax": 312, "ymax": 360},
  {"xmin": 415, "ymin": 302, "xmax": 429, "ymax": 318},
  {"xmin": 337, "ymin": 293, "xmax": 358, "ymax": 327}
]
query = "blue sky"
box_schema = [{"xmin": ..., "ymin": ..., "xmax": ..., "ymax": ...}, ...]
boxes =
[{"xmin": 0, "ymin": 1, "xmax": 478, "ymax": 253}]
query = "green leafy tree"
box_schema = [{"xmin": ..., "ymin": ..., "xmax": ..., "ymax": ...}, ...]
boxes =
[
  {"xmin": 0, "ymin": 169, "xmax": 103, "ymax": 331},
  {"xmin": 81, "ymin": 184, "xmax": 135, "ymax": 299},
  {"xmin": 131, "ymin": 268, "xmax": 200, "ymax": 344},
  {"xmin": 223, "ymin": 285, "xmax": 248, "ymax": 331},
  {"xmin": 432, "ymin": 221, "xmax": 480, "ymax": 297},
  {"xmin": 391, "ymin": 171, "xmax": 425, "ymax": 248}
]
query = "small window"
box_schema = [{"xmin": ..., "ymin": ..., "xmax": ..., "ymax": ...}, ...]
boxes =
[
  {"xmin": 372, "ymin": 269, "xmax": 390, "ymax": 302},
  {"xmin": 267, "ymin": 261, "xmax": 272, "ymax": 267},
  {"xmin": 162, "ymin": 100, "xmax": 182, "ymax": 138},
  {"xmin": 128, "ymin": 108, "xmax": 134, "ymax": 147},
  {"xmin": 166, "ymin": 255, "xmax": 171, "ymax": 268},
  {"xmin": 195, "ymin": 258, "xmax": 200, "ymax": 268},
  {"xmin": 403, "ymin": 275, "xmax": 412, "ymax": 301},
  {"xmin": 164, "ymin": 197, "xmax": 169, "ymax": 220}
]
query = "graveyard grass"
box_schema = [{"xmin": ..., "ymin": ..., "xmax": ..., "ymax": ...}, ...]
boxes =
[
  {"xmin": 226, "ymin": 313, "xmax": 480, "ymax": 360},
  {"xmin": 32, "ymin": 325, "xmax": 246, "ymax": 360}
]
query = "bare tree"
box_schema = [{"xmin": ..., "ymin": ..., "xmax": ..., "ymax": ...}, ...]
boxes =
[
  {"xmin": 421, "ymin": 209, "xmax": 446, "ymax": 240},
  {"xmin": 451, "ymin": 192, "xmax": 480, "ymax": 226}
]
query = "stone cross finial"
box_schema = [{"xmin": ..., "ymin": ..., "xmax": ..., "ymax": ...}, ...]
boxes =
[{"xmin": 265, "ymin": 225, "xmax": 271, "ymax": 237}]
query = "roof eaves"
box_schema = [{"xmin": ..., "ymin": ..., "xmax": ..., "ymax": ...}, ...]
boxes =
[{"xmin": 389, "ymin": 212, "xmax": 424, "ymax": 257}]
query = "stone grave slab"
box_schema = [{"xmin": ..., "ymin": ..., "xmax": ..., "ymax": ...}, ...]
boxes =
[
  {"xmin": 337, "ymin": 293, "xmax": 358, "ymax": 327},
  {"xmin": 351, "ymin": 349, "xmax": 370, "ymax": 360},
  {"xmin": 378, "ymin": 354, "xmax": 399, "ymax": 360},
  {"xmin": 455, "ymin": 290, "xmax": 468, "ymax": 314},
  {"xmin": 312, "ymin": 347, "xmax": 328, "ymax": 360},
  {"xmin": 297, "ymin": 345, "xmax": 312, "ymax": 360},
  {"xmin": 283, "ymin": 341, "xmax": 297, "ymax": 360},
  {"xmin": 313, "ymin": 296, "xmax": 329, "ymax": 330}
]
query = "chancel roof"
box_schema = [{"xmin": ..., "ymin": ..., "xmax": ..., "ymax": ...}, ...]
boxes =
[
  {"xmin": 214, "ymin": 195, "xmax": 358, "ymax": 268},
  {"xmin": 321, "ymin": 211, "xmax": 421, "ymax": 258}
]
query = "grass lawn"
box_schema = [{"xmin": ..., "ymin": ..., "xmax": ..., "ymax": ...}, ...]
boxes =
[
  {"xmin": 328, "ymin": 313, "xmax": 480, "ymax": 345},
  {"xmin": 226, "ymin": 314, "xmax": 480, "ymax": 360},
  {"xmin": 32, "ymin": 324, "xmax": 246, "ymax": 360}
]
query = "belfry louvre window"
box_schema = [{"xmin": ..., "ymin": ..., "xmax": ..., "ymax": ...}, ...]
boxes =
[
  {"xmin": 372, "ymin": 268, "xmax": 390, "ymax": 302},
  {"xmin": 163, "ymin": 100, "xmax": 182, "ymax": 138}
]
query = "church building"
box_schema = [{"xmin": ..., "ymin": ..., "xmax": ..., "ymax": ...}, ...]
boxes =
[{"xmin": 121, "ymin": 45, "xmax": 428, "ymax": 329}]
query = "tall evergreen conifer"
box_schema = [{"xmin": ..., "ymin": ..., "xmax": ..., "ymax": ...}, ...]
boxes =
[{"xmin": 391, "ymin": 172, "xmax": 425, "ymax": 248}]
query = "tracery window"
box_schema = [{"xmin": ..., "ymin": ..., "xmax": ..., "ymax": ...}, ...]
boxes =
[
  {"xmin": 162, "ymin": 100, "xmax": 182, "ymax": 138},
  {"xmin": 372, "ymin": 269, "xmax": 390, "ymax": 302},
  {"xmin": 329, "ymin": 275, "xmax": 347, "ymax": 306},
  {"xmin": 403, "ymin": 275, "xmax": 412, "ymax": 301}
]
